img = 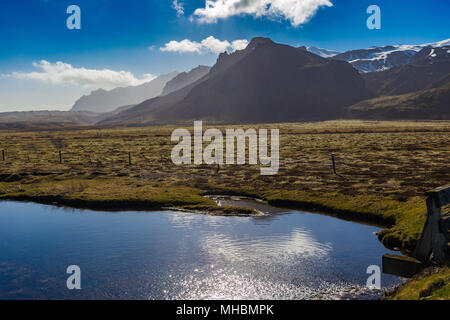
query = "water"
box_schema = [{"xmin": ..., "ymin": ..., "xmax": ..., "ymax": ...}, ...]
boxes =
[{"xmin": 0, "ymin": 200, "xmax": 402, "ymax": 300}]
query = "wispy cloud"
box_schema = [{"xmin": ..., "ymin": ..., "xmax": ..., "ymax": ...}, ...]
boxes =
[
  {"xmin": 160, "ymin": 36, "xmax": 248, "ymax": 54},
  {"xmin": 10, "ymin": 60, "xmax": 156, "ymax": 89},
  {"xmin": 172, "ymin": 0, "xmax": 185, "ymax": 16},
  {"xmin": 192, "ymin": 0, "xmax": 333, "ymax": 27}
]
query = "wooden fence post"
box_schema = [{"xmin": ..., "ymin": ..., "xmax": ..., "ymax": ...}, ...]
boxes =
[{"xmin": 331, "ymin": 154, "xmax": 341, "ymax": 177}]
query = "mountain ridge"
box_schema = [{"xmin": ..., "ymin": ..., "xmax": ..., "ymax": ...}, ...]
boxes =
[
  {"xmin": 71, "ymin": 72, "xmax": 178, "ymax": 113},
  {"xmin": 162, "ymin": 66, "xmax": 210, "ymax": 96}
]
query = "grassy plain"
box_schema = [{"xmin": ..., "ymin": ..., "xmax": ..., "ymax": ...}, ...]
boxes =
[{"xmin": 0, "ymin": 120, "xmax": 449, "ymax": 298}]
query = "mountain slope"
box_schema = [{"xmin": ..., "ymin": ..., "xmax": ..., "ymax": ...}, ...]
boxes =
[
  {"xmin": 347, "ymin": 82, "xmax": 450, "ymax": 120},
  {"xmin": 71, "ymin": 72, "xmax": 178, "ymax": 113},
  {"xmin": 98, "ymin": 75, "xmax": 210, "ymax": 125},
  {"xmin": 100, "ymin": 38, "xmax": 372, "ymax": 125},
  {"xmin": 162, "ymin": 66, "xmax": 210, "ymax": 96}
]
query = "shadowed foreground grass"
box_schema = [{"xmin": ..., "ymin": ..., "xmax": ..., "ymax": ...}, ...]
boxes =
[{"xmin": 0, "ymin": 120, "xmax": 449, "ymax": 299}]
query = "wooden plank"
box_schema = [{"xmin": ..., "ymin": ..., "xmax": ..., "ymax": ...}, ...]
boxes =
[
  {"xmin": 413, "ymin": 197, "xmax": 437, "ymax": 261},
  {"xmin": 427, "ymin": 183, "xmax": 450, "ymax": 207},
  {"xmin": 413, "ymin": 211, "xmax": 433, "ymax": 261},
  {"xmin": 383, "ymin": 254, "xmax": 425, "ymax": 278},
  {"xmin": 413, "ymin": 196, "xmax": 446, "ymax": 263},
  {"xmin": 428, "ymin": 197, "xmax": 447, "ymax": 264}
]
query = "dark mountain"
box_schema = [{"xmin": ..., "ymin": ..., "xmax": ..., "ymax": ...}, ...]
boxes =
[
  {"xmin": 100, "ymin": 37, "xmax": 372, "ymax": 125},
  {"xmin": 347, "ymin": 82, "xmax": 450, "ymax": 120},
  {"xmin": 362, "ymin": 46, "xmax": 450, "ymax": 96},
  {"xmin": 162, "ymin": 66, "xmax": 210, "ymax": 96},
  {"xmin": 71, "ymin": 72, "xmax": 178, "ymax": 113}
]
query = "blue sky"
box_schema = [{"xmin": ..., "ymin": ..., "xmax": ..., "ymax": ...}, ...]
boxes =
[{"xmin": 0, "ymin": 0, "xmax": 449, "ymax": 111}]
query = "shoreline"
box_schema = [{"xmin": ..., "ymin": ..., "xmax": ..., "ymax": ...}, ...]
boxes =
[{"xmin": 0, "ymin": 191, "xmax": 397, "ymax": 242}]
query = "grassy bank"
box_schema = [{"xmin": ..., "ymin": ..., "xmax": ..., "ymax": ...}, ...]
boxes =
[
  {"xmin": 0, "ymin": 120, "xmax": 449, "ymax": 298},
  {"xmin": 387, "ymin": 267, "xmax": 450, "ymax": 300}
]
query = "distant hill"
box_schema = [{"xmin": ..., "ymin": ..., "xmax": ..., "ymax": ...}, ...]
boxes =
[
  {"xmin": 162, "ymin": 66, "xmax": 210, "ymax": 96},
  {"xmin": 0, "ymin": 110, "xmax": 101, "ymax": 129},
  {"xmin": 347, "ymin": 82, "xmax": 450, "ymax": 120},
  {"xmin": 0, "ymin": 104, "xmax": 142, "ymax": 129},
  {"xmin": 99, "ymin": 37, "xmax": 372, "ymax": 126},
  {"xmin": 71, "ymin": 72, "xmax": 178, "ymax": 113}
]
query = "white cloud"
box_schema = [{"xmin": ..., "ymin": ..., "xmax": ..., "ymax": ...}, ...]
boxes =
[
  {"xmin": 172, "ymin": 0, "xmax": 185, "ymax": 16},
  {"xmin": 160, "ymin": 39, "xmax": 203, "ymax": 53},
  {"xmin": 160, "ymin": 36, "xmax": 248, "ymax": 54},
  {"xmin": 10, "ymin": 60, "xmax": 156, "ymax": 89},
  {"xmin": 192, "ymin": 0, "xmax": 333, "ymax": 27},
  {"xmin": 201, "ymin": 36, "xmax": 231, "ymax": 53},
  {"xmin": 231, "ymin": 39, "xmax": 249, "ymax": 51}
]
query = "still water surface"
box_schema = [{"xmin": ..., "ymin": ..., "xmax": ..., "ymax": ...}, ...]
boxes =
[{"xmin": 0, "ymin": 200, "xmax": 401, "ymax": 299}]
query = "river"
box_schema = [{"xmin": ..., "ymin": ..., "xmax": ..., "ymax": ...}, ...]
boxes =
[{"xmin": 0, "ymin": 200, "xmax": 402, "ymax": 299}]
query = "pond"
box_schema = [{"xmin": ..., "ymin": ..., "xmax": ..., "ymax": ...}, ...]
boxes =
[{"xmin": 0, "ymin": 200, "xmax": 402, "ymax": 300}]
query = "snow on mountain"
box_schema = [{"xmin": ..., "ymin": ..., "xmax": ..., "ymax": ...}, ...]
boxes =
[
  {"xmin": 333, "ymin": 39, "xmax": 450, "ymax": 73},
  {"xmin": 425, "ymin": 39, "xmax": 450, "ymax": 47},
  {"xmin": 306, "ymin": 46, "xmax": 340, "ymax": 58}
]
